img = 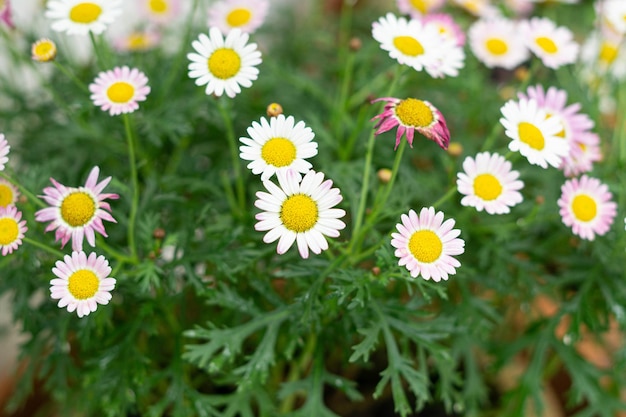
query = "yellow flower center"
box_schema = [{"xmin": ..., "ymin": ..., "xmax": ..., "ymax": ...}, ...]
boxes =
[
  {"xmin": 226, "ymin": 8, "xmax": 252, "ymax": 27},
  {"xmin": 0, "ymin": 184, "xmax": 14, "ymax": 207},
  {"xmin": 149, "ymin": 0, "xmax": 168, "ymax": 13},
  {"xmin": 126, "ymin": 33, "xmax": 150, "ymax": 50},
  {"xmin": 518, "ymin": 122, "xmax": 545, "ymax": 150},
  {"xmin": 32, "ymin": 40, "xmax": 56, "ymax": 61},
  {"xmin": 535, "ymin": 36, "xmax": 558, "ymax": 54},
  {"xmin": 409, "ymin": 0, "xmax": 427, "ymax": 13},
  {"xmin": 69, "ymin": 2, "xmax": 103, "ymax": 24},
  {"xmin": 106, "ymin": 82, "xmax": 135, "ymax": 104},
  {"xmin": 599, "ymin": 42, "xmax": 618, "ymax": 65},
  {"xmin": 207, "ymin": 48, "xmax": 241, "ymax": 80},
  {"xmin": 571, "ymin": 194, "xmax": 597, "ymax": 222},
  {"xmin": 261, "ymin": 137, "xmax": 296, "ymax": 167},
  {"xmin": 280, "ymin": 194, "xmax": 318, "ymax": 233},
  {"xmin": 0, "ymin": 218, "xmax": 18, "ymax": 245},
  {"xmin": 486, "ymin": 38, "xmax": 508, "ymax": 55},
  {"xmin": 60, "ymin": 192, "xmax": 96, "ymax": 227},
  {"xmin": 408, "ymin": 230, "xmax": 442, "ymax": 264},
  {"xmin": 68, "ymin": 269, "xmax": 100, "ymax": 300},
  {"xmin": 395, "ymin": 98, "xmax": 434, "ymax": 128},
  {"xmin": 473, "ymin": 173, "xmax": 503, "ymax": 201},
  {"xmin": 393, "ymin": 36, "xmax": 424, "ymax": 57}
]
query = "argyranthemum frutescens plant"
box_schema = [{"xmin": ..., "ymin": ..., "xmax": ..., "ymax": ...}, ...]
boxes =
[{"xmin": 0, "ymin": 1, "xmax": 625, "ymax": 417}]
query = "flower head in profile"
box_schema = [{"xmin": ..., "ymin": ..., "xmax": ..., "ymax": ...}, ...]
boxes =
[
  {"xmin": 139, "ymin": 0, "xmax": 181, "ymax": 24},
  {"xmin": 372, "ymin": 97, "xmax": 450, "ymax": 150},
  {"xmin": 580, "ymin": 31, "xmax": 626, "ymax": 81},
  {"xmin": 0, "ymin": 178, "xmax": 19, "ymax": 208},
  {"xmin": 0, "ymin": 206, "xmax": 27, "ymax": 256},
  {"xmin": 31, "ymin": 38, "xmax": 58, "ymax": 63},
  {"xmin": 89, "ymin": 66, "xmax": 151, "ymax": 116},
  {"xmin": 208, "ymin": 0, "xmax": 269, "ymax": 34},
  {"xmin": 50, "ymin": 251, "xmax": 116, "ymax": 318},
  {"xmin": 558, "ymin": 175, "xmax": 617, "ymax": 240},
  {"xmin": 500, "ymin": 97, "xmax": 569, "ymax": 168},
  {"xmin": 561, "ymin": 132, "xmax": 602, "ymax": 177},
  {"xmin": 35, "ymin": 166, "xmax": 119, "ymax": 251},
  {"xmin": 457, "ymin": 152, "xmax": 524, "ymax": 214},
  {"xmin": 187, "ymin": 27, "xmax": 262, "ymax": 98},
  {"xmin": 254, "ymin": 170, "xmax": 346, "ymax": 259},
  {"xmin": 391, "ymin": 207, "xmax": 465, "ymax": 281},
  {"xmin": 0, "ymin": 133, "xmax": 9, "ymax": 171},
  {"xmin": 239, "ymin": 115, "xmax": 318, "ymax": 181},
  {"xmin": 1, "ymin": 0, "xmax": 14, "ymax": 29},
  {"xmin": 45, "ymin": 0, "xmax": 122, "ymax": 36},
  {"xmin": 396, "ymin": 0, "xmax": 445, "ymax": 18},
  {"xmin": 520, "ymin": 17, "xmax": 579, "ymax": 69},
  {"xmin": 469, "ymin": 18, "xmax": 530, "ymax": 69}
]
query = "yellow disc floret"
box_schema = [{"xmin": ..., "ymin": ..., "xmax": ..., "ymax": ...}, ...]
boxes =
[
  {"xmin": 68, "ymin": 269, "xmax": 99, "ymax": 300},
  {"xmin": 69, "ymin": 2, "xmax": 103, "ymax": 24},
  {"xmin": 261, "ymin": 138, "xmax": 297, "ymax": 167},
  {"xmin": 395, "ymin": 98, "xmax": 434, "ymax": 128},
  {"xmin": 535, "ymin": 37, "xmax": 558, "ymax": 54},
  {"xmin": 393, "ymin": 36, "xmax": 425, "ymax": 57},
  {"xmin": 408, "ymin": 230, "xmax": 443, "ymax": 264},
  {"xmin": 473, "ymin": 173, "xmax": 503, "ymax": 201},
  {"xmin": 571, "ymin": 194, "xmax": 597, "ymax": 222},
  {"xmin": 61, "ymin": 192, "xmax": 96, "ymax": 227},
  {"xmin": 280, "ymin": 194, "xmax": 318, "ymax": 233},
  {"xmin": 0, "ymin": 184, "xmax": 15, "ymax": 207},
  {"xmin": 0, "ymin": 218, "xmax": 18, "ymax": 245},
  {"xmin": 107, "ymin": 82, "xmax": 135, "ymax": 103},
  {"xmin": 208, "ymin": 48, "xmax": 242, "ymax": 79},
  {"xmin": 486, "ymin": 38, "xmax": 508, "ymax": 55},
  {"xmin": 518, "ymin": 122, "xmax": 545, "ymax": 150},
  {"xmin": 226, "ymin": 8, "xmax": 252, "ymax": 27},
  {"xmin": 149, "ymin": 0, "xmax": 168, "ymax": 13}
]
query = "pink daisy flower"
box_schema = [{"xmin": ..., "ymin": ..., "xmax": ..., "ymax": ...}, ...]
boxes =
[
  {"xmin": 372, "ymin": 97, "xmax": 450, "ymax": 150},
  {"xmin": 207, "ymin": 0, "xmax": 269, "ymax": 34},
  {"xmin": 50, "ymin": 251, "xmax": 116, "ymax": 318},
  {"xmin": 558, "ymin": 175, "xmax": 617, "ymax": 241},
  {"xmin": 0, "ymin": 133, "xmax": 9, "ymax": 171},
  {"xmin": 422, "ymin": 13, "xmax": 466, "ymax": 47},
  {"xmin": 561, "ymin": 132, "xmax": 602, "ymax": 177},
  {"xmin": 391, "ymin": 207, "xmax": 465, "ymax": 282},
  {"xmin": 520, "ymin": 17, "xmax": 579, "ymax": 69},
  {"xmin": 138, "ymin": 0, "xmax": 182, "ymax": 25},
  {"xmin": 396, "ymin": 0, "xmax": 446, "ymax": 18},
  {"xmin": 89, "ymin": 66, "xmax": 151, "ymax": 116},
  {"xmin": 0, "ymin": 0, "xmax": 14, "ymax": 28},
  {"xmin": 0, "ymin": 205, "xmax": 27, "ymax": 256},
  {"xmin": 35, "ymin": 166, "xmax": 119, "ymax": 251},
  {"xmin": 0, "ymin": 178, "xmax": 19, "ymax": 208}
]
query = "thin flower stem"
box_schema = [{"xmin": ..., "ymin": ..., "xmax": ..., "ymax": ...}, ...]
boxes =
[
  {"xmin": 96, "ymin": 236, "xmax": 138, "ymax": 264},
  {"xmin": 89, "ymin": 31, "xmax": 107, "ymax": 69},
  {"xmin": 217, "ymin": 98, "xmax": 245, "ymax": 217},
  {"xmin": 432, "ymin": 186, "xmax": 457, "ymax": 209},
  {"xmin": 278, "ymin": 331, "xmax": 317, "ymax": 413},
  {"xmin": 0, "ymin": 171, "xmax": 45, "ymax": 209},
  {"xmin": 330, "ymin": 1, "xmax": 355, "ymax": 144},
  {"xmin": 52, "ymin": 61, "xmax": 89, "ymax": 93},
  {"xmin": 613, "ymin": 80, "xmax": 626, "ymax": 165},
  {"xmin": 23, "ymin": 237, "xmax": 65, "ymax": 258},
  {"xmin": 123, "ymin": 114, "xmax": 140, "ymax": 262}
]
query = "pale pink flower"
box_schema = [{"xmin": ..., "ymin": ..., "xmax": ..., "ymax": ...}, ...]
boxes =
[{"xmin": 89, "ymin": 66, "xmax": 151, "ymax": 116}]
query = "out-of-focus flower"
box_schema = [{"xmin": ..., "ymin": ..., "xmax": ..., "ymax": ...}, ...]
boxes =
[
  {"xmin": 504, "ymin": 0, "xmax": 534, "ymax": 16},
  {"xmin": 50, "ymin": 251, "xmax": 116, "ymax": 318},
  {"xmin": 500, "ymin": 97, "xmax": 569, "ymax": 169},
  {"xmin": 0, "ymin": 0, "xmax": 14, "ymax": 28},
  {"xmin": 457, "ymin": 152, "xmax": 524, "ymax": 214},
  {"xmin": 520, "ymin": 17, "xmax": 579, "ymax": 69},
  {"xmin": 0, "ymin": 178, "xmax": 19, "ymax": 208},
  {"xmin": 372, "ymin": 97, "xmax": 450, "ymax": 150},
  {"xmin": 561, "ymin": 132, "xmax": 602, "ymax": 178},
  {"xmin": 396, "ymin": 0, "xmax": 445, "ymax": 18},
  {"xmin": 239, "ymin": 114, "xmax": 318, "ymax": 181},
  {"xmin": 89, "ymin": 66, "xmax": 151, "ymax": 116},
  {"xmin": 138, "ymin": 0, "xmax": 181, "ymax": 25},
  {"xmin": 422, "ymin": 13, "xmax": 466, "ymax": 47},
  {"xmin": 113, "ymin": 30, "xmax": 161, "ymax": 52},
  {"xmin": 207, "ymin": 0, "xmax": 269, "ymax": 34},
  {"xmin": 599, "ymin": 0, "xmax": 626, "ymax": 35},
  {"xmin": 391, "ymin": 207, "xmax": 465, "ymax": 282},
  {"xmin": 451, "ymin": 0, "xmax": 501, "ymax": 18},
  {"xmin": 45, "ymin": 0, "xmax": 122, "ymax": 36},
  {"xmin": 187, "ymin": 27, "xmax": 262, "ymax": 98},
  {"xmin": 35, "ymin": 166, "xmax": 119, "ymax": 251},
  {"xmin": 580, "ymin": 31, "xmax": 626, "ymax": 81},
  {"xmin": 31, "ymin": 38, "xmax": 57, "ymax": 62},
  {"xmin": 558, "ymin": 175, "xmax": 617, "ymax": 240},
  {"xmin": 0, "ymin": 205, "xmax": 27, "ymax": 256},
  {"xmin": 254, "ymin": 170, "xmax": 346, "ymax": 259},
  {"xmin": 469, "ymin": 18, "xmax": 530, "ymax": 69},
  {"xmin": 0, "ymin": 133, "xmax": 9, "ymax": 171}
]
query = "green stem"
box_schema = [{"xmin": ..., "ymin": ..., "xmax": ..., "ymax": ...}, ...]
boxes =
[
  {"xmin": 0, "ymin": 171, "xmax": 46, "ymax": 209},
  {"xmin": 330, "ymin": 1, "xmax": 355, "ymax": 145},
  {"xmin": 613, "ymin": 80, "xmax": 626, "ymax": 166},
  {"xmin": 89, "ymin": 31, "xmax": 107, "ymax": 69},
  {"xmin": 217, "ymin": 98, "xmax": 245, "ymax": 217},
  {"xmin": 432, "ymin": 186, "xmax": 457, "ymax": 209},
  {"xmin": 23, "ymin": 237, "xmax": 65, "ymax": 258},
  {"xmin": 52, "ymin": 61, "xmax": 89, "ymax": 93},
  {"xmin": 278, "ymin": 332, "xmax": 318, "ymax": 413},
  {"xmin": 123, "ymin": 114, "xmax": 140, "ymax": 262},
  {"xmin": 96, "ymin": 236, "xmax": 137, "ymax": 264}
]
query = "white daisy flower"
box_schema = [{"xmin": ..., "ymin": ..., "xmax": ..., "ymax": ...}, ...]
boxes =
[
  {"xmin": 138, "ymin": 0, "xmax": 181, "ymax": 25},
  {"xmin": 500, "ymin": 98, "xmax": 569, "ymax": 169},
  {"xmin": 468, "ymin": 18, "xmax": 530, "ymax": 69},
  {"xmin": 50, "ymin": 251, "xmax": 116, "ymax": 318},
  {"xmin": 371, "ymin": 13, "xmax": 443, "ymax": 73},
  {"xmin": 396, "ymin": 0, "xmax": 446, "ymax": 18},
  {"xmin": 207, "ymin": 0, "xmax": 269, "ymax": 34},
  {"xmin": 0, "ymin": 205, "xmax": 27, "ymax": 256},
  {"xmin": 187, "ymin": 27, "xmax": 262, "ymax": 98},
  {"xmin": 0, "ymin": 133, "xmax": 9, "ymax": 171},
  {"xmin": 520, "ymin": 17, "xmax": 579, "ymax": 69},
  {"xmin": 457, "ymin": 152, "xmax": 524, "ymax": 214},
  {"xmin": 254, "ymin": 169, "xmax": 346, "ymax": 259},
  {"xmin": 391, "ymin": 207, "xmax": 465, "ymax": 282},
  {"xmin": 452, "ymin": 0, "xmax": 501, "ymax": 18},
  {"xmin": 424, "ymin": 33, "xmax": 465, "ymax": 78},
  {"xmin": 45, "ymin": 0, "xmax": 122, "ymax": 36},
  {"xmin": 601, "ymin": 0, "xmax": 626, "ymax": 35},
  {"xmin": 239, "ymin": 114, "xmax": 318, "ymax": 181}
]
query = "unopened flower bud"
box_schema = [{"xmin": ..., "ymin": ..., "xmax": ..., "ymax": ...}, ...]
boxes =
[
  {"xmin": 535, "ymin": 195, "xmax": 545, "ymax": 205},
  {"xmin": 371, "ymin": 266, "xmax": 381, "ymax": 276},
  {"xmin": 153, "ymin": 228, "xmax": 166, "ymax": 240},
  {"xmin": 348, "ymin": 37, "xmax": 362, "ymax": 52},
  {"xmin": 266, "ymin": 103, "xmax": 283, "ymax": 117},
  {"xmin": 447, "ymin": 142, "xmax": 463, "ymax": 157},
  {"xmin": 377, "ymin": 168, "xmax": 392, "ymax": 184},
  {"xmin": 31, "ymin": 38, "xmax": 57, "ymax": 62}
]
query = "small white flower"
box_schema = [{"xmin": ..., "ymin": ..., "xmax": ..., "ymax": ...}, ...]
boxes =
[{"xmin": 45, "ymin": 0, "xmax": 122, "ymax": 36}]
